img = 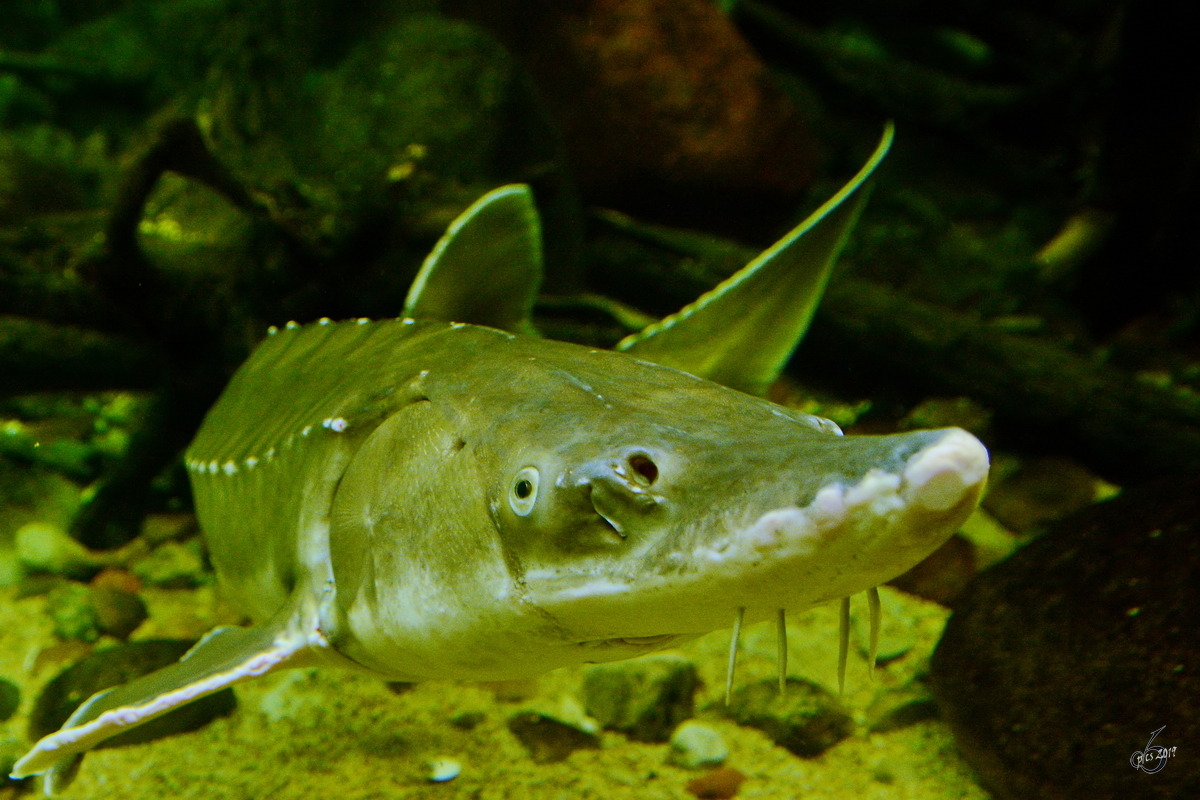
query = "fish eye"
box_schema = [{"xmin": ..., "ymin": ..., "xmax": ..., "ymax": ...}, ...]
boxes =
[{"xmin": 509, "ymin": 467, "xmax": 539, "ymax": 516}]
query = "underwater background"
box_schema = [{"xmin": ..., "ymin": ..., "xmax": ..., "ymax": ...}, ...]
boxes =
[{"xmin": 2, "ymin": 1, "xmax": 1197, "ymax": 798}]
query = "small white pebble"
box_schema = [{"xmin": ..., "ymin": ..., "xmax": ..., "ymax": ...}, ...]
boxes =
[
  {"xmin": 427, "ymin": 758, "xmax": 461, "ymax": 782},
  {"xmin": 667, "ymin": 721, "xmax": 728, "ymax": 769}
]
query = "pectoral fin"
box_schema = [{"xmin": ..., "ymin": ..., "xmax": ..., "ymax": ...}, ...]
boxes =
[
  {"xmin": 618, "ymin": 123, "xmax": 894, "ymax": 396},
  {"xmin": 12, "ymin": 609, "xmax": 316, "ymax": 794},
  {"xmin": 403, "ymin": 184, "xmax": 543, "ymax": 335}
]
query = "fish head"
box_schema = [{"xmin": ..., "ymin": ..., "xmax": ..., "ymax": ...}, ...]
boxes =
[{"xmin": 469, "ymin": 341, "xmax": 989, "ymax": 650}]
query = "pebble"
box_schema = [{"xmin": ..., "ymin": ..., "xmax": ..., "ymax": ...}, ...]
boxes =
[
  {"xmin": 582, "ymin": 652, "xmax": 697, "ymax": 742},
  {"xmin": 90, "ymin": 567, "xmax": 143, "ymax": 595},
  {"xmin": 15, "ymin": 522, "xmax": 101, "ymax": 579},
  {"xmin": 685, "ymin": 766, "xmax": 745, "ymax": 799},
  {"xmin": 667, "ymin": 720, "xmax": 728, "ymax": 769},
  {"xmin": 427, "ymin": 757, "xmax": 461, "ymax": 782},
  {"xmin": 91, "ymin": 585, "xmax": 148, "ymax": 639}
]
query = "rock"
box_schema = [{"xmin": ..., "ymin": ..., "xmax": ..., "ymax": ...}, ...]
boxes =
[
  {"xmin": 426, "ymin": 757, "xmax": 461, "ymax": 782},
  {"xmin": 450, "ymin": 710, "xmax": 485, "ymax": 730},
  {"xmin": 667, "ymin": 720, "xmax": 728, "ymax": 769},
  {"xmin": 44, "ymin": 580, "xmax": 147, "ymax": 642},
  {"xmin": 89, "ymin": 567, "xmax": 142, "ymax": 595},
  {"xmin": 865, "ymin": 677, "xmax": 939, "ymax": 733},
  {"xmin": 46, "ymin": 582, "xmax": 101, "ymax": 642},
  {"xmin": 130, "ymin": 539, "xmax": 207, "ymax": 588},
  {"xmin": 29, "ymin": 640, "xmax": 235, "ymax": 746},
  {"xmin": 582, "ymin": 652, "xmax": 697, "ymax": 741},
  {"xmin": 981, "ymin": 456, "xmax": 1107, "ymax": 534},
  {"xmin": 91, "ymin": 585, "xmax": 148, "ymax": 639},
  {"xmin": 685, "ymin": 766, "xmax": 746, "ymax": 799},
  {"xmin": 506, "ymin": 711, "xmax": 600, "ymax": 763},
  {"xmin": 201, "ymin": 12, "xmax": 578, "ymax": 293},
  {"xmin": 0, "ymin": 548, "xmax": 20, "ymax": 587},
  {"xmin": 453, "ymin": 0, "xmax": 819, "ymax": 240},
  {"xmin": 15, "ymin": 522, "xmax": 101, "ymax": 580},
  {"xmin": 724, "ymin": 678, "xmax": 852, "ymax": 758},
  {"xmin": 887, "ymin": 533, "xmax": 978, "ymax": 605},
  {"xmin": 0, "ymin": 677, "xmax": 18, "ymax": 722},
  {"xmin": 932, "ymin": 476, "xmax": 1200, "ymax": 800}
]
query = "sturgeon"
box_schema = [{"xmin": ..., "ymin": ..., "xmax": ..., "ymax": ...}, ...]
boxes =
[{"xmin": 12, "ymin": 125, "xmax": 989, "ymax": 793}]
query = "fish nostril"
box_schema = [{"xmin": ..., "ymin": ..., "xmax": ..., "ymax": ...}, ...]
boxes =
[{"xmin": 628, "ymin": 454, "xmax": 658, "ymax": 485}]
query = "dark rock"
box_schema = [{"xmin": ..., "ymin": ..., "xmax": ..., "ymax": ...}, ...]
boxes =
[
  {"xmin": 865, "ymin": 678, "xmax": 939, "ymax": 733},
  {"xmin": 506, "ymin": 711, "xmax": 600, "ymax": 763},
  {"xmin": 0, "ymin": 677, "xmax": 18, "ymax": 722},
  {"xmin": 29, "ymin": 640, "xmax": 235, "ymax": 747},
  {"xmin": 981, "ymin": 456, "xmax": 1102, "ymax": 534},
  {"xmin": 91, "ymin": 585, "xmax": 148, "ymax": 639},
  {"xmin": 451, "ymin": 0, "xmax": 820, "ymax": 241},
  {"xmin": 450, "ymin": 710, "xmax": 485, "ymax": 730},
  {"xmin": 582, "ymin": 652, "xmax": 696, "ymax": 741},
  {"xmin": 723, "ymin": 677, "xmax": 852, "ymax": 757},
  {"xmin": 932, "ymin": 477, "xmax": 1200, "ymax": 800}
]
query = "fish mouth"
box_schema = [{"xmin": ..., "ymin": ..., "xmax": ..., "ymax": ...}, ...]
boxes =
[{"xmin": 574, "ymin": 634, "xmax": 685, "ymax": 655}]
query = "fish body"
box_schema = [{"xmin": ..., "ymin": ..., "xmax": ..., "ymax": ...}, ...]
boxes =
[
  {"xmin": 12, "ymin": 124, "xmax": 991, "ymax": 792},
  {"xmin": 187, "ymin": 316, "xmax": 984, "ymax": 683}
]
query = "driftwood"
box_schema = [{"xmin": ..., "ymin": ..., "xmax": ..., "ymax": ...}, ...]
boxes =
[
  {"xmin": 809, "ymin": 277, "xmax": 1200, "ymax": 483},
  {"xmin": 0, "ymin": 317, "xmax": 160, "ymax": 395},
  {"xmin": 588, "ymin": 221, "xmax": 1200, "ymax": 484}
]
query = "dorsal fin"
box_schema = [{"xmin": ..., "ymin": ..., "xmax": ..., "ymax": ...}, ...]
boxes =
[
  {"xmin": 617, "ymin": 123, "xmax": 894, "ymax": 395},
  {"xmin": 403, "ymin": 184, "xmax": 543, "ymax": 335}
]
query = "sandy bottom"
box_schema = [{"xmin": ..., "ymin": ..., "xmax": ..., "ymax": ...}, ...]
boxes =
[{"xmin": 2, "ymin": 584, "xmax": 990, "ymax": 800}]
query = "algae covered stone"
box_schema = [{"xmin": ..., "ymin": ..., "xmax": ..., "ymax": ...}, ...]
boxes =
[{"xmin": 582, "ymin": 652, "xmax": 697, "ymax": 742}]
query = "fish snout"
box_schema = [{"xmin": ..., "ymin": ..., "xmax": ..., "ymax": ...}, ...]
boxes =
[{"xmin": 901, "ymin": 427, "xmax": 990, "ymax": 513}]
